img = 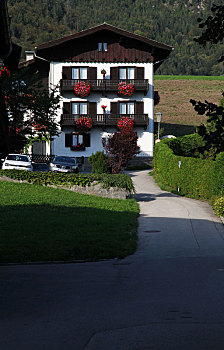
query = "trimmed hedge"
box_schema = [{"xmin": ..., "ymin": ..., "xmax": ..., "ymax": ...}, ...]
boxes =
[
  {"xmin": 0, "ymin": 170, "xmax": 135, "ymax": 192},
  {"xmin": 167, "ymin": 133, "xmax": 205, "ymax": 158},
  {"xmin": 214, "ymin": 197, "xmax": 224, "ymax": 217},
  {"xmin": 154, "ymin": 141, "xmax": 224, "ymax": 200}
]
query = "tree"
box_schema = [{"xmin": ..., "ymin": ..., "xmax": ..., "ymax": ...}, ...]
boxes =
[
  {"xmin": 190, "ymin": 94, "xmax": 224, "ymax": 157},
  {"xmin": 190, "ymin": 4, "xmax": 224, "ymax": 158},
  {"xmin": 194, "ymin": 4, "xmax": 224, "ymax": 62},
  {"xmin": 0, "ymin": 65, "xmax": 60, "ymax": 156},
  {"xmin": 102, "ymin": 117, "xmax": 140, "ymax": 173}
]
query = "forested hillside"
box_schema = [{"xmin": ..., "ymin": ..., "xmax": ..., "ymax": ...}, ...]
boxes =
[{"xmin": 7, "ymin": 0, "xmax": 224, "ymax": 75}]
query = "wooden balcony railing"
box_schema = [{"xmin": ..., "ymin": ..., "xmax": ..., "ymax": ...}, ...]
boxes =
[
  {"xmin": 60, "ymin": 79, "xmax": 149, "ymax": 94},
  {"xmin": 60, "ymin": 114, "xmax": 149, "ymax": 128}
]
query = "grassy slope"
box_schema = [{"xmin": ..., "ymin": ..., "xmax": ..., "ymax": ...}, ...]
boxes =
[
  {"xmin": 0, "ymin": 181, "xmax": 139, "ymax": 263},
  {"xmin": 154, "ymin": 75, "xmax": 224, "ymax": 137}
]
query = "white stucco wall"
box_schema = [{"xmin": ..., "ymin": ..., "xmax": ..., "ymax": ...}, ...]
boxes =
[{"xmin": 49, "ymin": 62, "xmax": 154, "ymax": 157}]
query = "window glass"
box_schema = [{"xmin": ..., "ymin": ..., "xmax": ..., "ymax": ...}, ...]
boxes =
[
  {"xmin": 119, "ymin": 68, "xmax": 126, "ymax": 80},
  {"xmin": 103, "ymin": 42, "xmax": 107, "ymax": 51},
  {"xmin": 79, "ymin": 134, "xmax": 83, "ymax": 144},
  {"xmin": 80, "ymin": 103, "xmax": 87, "ymax": 114},
  {"xmin": 127, "ymin": 102, "xmax": 134, "ymax": 114},
  {"xmin": 98, "ymin": 42, "xmax": 102, "ymax": 51},
  {"xmin": 73, "ymin": 135, "xmax": 78, "ymax": 146},
  {"xmin": 120, "ymin": 103, "xmax": 126, "ymax": 114},
  {"xmin": 72, "ymin": 68, "xmax": 79, "ymax": 79},
  {"xmin": 72, "ymin": 103, "xmax": 79, "ymax": 114},
  {"xmin": 127, "ymin": 68, "xmax": 135, "ymax": 79},
  {"xmin": 80, "ymin": 68, "xmax": 87, "ymax": 79}
]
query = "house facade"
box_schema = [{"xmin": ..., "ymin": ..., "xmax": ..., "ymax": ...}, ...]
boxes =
[{"xmin": 28, "ymin": 23, "xmax": 173, "ymax": 167}]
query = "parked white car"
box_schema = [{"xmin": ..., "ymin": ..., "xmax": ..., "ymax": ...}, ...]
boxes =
[
  {"xmin": 1, "ymin": 154, "xmax": 33, "ymax": 171},
  {"xmin": 49, "ymin": 156, "xmax": 78, "ymax": 173}
]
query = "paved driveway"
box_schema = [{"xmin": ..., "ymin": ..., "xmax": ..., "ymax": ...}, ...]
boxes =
[{"xmin": 1, "ymin": 170, "xmax": 224, "ymax": 350}]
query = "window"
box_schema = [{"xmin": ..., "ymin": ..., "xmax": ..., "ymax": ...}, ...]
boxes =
[
  {"xmin": 98, "ymin": 42, "xmax": 107, "ymax": 51},
  {"xmin": 119, "ymin": 67, "xmax": 135, "ymax": 80},
  {"xmin": 72, "ymin": 102, "xmax": 87, "ymax": 115},
  {"xmin": 72, "ymin": 67, "xmax": 87, "ymax": 79},
  {"xmin": 72, "ymin": 134, "xmax": 83, "ymax": 146},
  {"xmin": 119, "ymin": 102, "xmax": 135, "ymax": 115},
  {"xmin": 65, "ymin": 133, "xmax": 90, "ymax": 147}
]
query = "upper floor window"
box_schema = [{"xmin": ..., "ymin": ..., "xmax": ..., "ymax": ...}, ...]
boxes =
[
  {"xmin": 98, "ymin": 42, "xmax": 107, "ymax": 52},
  {"xmin": 72, "ymin": 102, "xmax": 87, "ymax": 115},
  {"xmin": 119, "ymin": 67, "xmax": 135, "ymax": 80},
  {"xmin": 72, "ymin": 67, "xmax": 87, "ymax": 79},
  {"xmin": 119, "ymin": 102, "xmax": 135, "ymax": 114}
]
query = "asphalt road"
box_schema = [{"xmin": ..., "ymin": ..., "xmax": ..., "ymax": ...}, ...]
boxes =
[{"xmin": 1, "ymin": 170, "xmax": 224, "ymax": 350}]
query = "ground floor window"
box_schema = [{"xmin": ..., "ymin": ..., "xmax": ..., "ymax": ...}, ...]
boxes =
[{"xmin": 65, "ymin": 132, "xmax": 90, "ymax": 150}]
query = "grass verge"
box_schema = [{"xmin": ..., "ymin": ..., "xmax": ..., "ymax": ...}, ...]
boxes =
[
  {"xmin": 155, "ymin": 75, "xmax": 224, "ymax": 81},
  {"xmin": 0, "ymin": 181, "xmax": 139, "ymax": 263}
]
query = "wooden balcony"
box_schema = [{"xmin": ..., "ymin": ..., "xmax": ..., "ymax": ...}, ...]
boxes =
[
  {"xmin": 60, "ymin": 79, "xmax": 149, "ymax": 94},
  {"xmin": 60, "ymin": 114, "xmax": 149, "ymax": 128}
]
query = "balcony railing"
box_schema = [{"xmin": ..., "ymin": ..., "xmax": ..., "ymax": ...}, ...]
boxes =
[
  {"xmin": 61, "ymin": 114, "xmax": 149, "ymax": 128},
  {"xmin": 60, "ymin": 79, "xmax": 149, "ymax": 94}
]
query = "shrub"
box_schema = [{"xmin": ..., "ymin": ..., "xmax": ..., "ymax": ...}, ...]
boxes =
[
  {"xmin": 88, "ymin": 151, "xmax": 111, "ymax": 174},
  {"xmin": 167, "ymin": 133, "xmax": 205, "ymax": 158},
  {"xmin": 154, "ymin": 141, "xmax": 224, "ymax": 200},
  {"xmin": 0, "ymin": 169, "xmax": 135, "ymax": 192},
  {"xmin": 214, "ymin": 197, "xmax": 224, "ymax": 217}
]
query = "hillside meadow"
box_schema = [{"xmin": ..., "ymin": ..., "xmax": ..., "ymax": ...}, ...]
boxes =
[{"xmin": 154, "ymin": 75, "xmax": 224, "ymax": 137}]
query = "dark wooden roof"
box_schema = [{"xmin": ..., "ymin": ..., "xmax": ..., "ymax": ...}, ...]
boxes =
[
  {"xmin": 37, "ymin": 23, "xmax": 172, "ymax": 51},
  {"xmin": 35, "ymin": 23, "xmax": 173, "ymax": 65}
]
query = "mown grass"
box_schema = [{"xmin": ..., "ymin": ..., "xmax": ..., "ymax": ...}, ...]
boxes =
[
  {"xmin": 155, "ymin": 75, "xmax": 224, "ymax": 81},
  {"xmin": 0, "ymin": 181, "xmax": 139, "ymax": 263}
]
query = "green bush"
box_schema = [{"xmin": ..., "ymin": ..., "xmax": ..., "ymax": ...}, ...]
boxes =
[
  {"xmin": 0, "ymin": 169, "xmax": 134, "ymax": 192},
  {"xmin": 88, "ymin": 151, "xmax": 111, "ymax": 174},
  {"xmin": 167, "ymin": 133, "xmax": 205, "ymax": 158},
  {"xmin": 154, "ymin": 141, "xmax": 224, "ymax": 200},
  {"xmin": 214, "ymin": 197, "xmax": 224, "ymax": 217}
]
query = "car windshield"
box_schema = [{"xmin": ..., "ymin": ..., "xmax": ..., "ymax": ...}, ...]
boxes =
[
  {"xmin": 53, "ymin": 156, "xmax": 76, "ymax": 164},
  {"xmin": 7, "ymin": 155, "xmax": 29, "ymax": 162}
]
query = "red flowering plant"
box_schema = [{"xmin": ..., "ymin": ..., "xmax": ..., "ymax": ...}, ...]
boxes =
[
  {"xmin": 117, "ymin": 116, "xmax": 134, "ymax": 133},
  {"xmin": 118, "ymin": 82, "xmax": 134, "ymax": 96},
  {"xmin": 101, "ymin": 105, "xmax": 107, "ymax": 112},
  {"xmin": 76, "ymin": 116, "xmax": 92, "ymax": 133},
  {"xmin": 33, "ymin": 123, "xmax": 48, "ymax": 131},
  {"xmin": 0, "ymin": 66, "xmax": 10, "ymax": 79},
  {"xmin": 74, "ymin": 81, "xmax": 91, "ymax": 97},
  {"xmin": 71, "ymin": 143, "xmax": 85, "ymax": 151}
]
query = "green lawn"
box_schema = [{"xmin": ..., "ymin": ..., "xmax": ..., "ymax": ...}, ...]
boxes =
[
  {"xmin": 155, "ymin": 75, "xmax": 224, "ymax": 81},
  {"xmin": 0, "ymin": 181, "xmax": 139, "ymax": 263}
]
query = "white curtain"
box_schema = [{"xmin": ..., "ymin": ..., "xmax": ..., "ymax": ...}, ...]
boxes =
[
  {"xmin": 80, "ymin": 103, "xmax": 87, "ymax": 114},
  {"xmin": 72, "ymin": 103, "xmax": 79, "ymax": 114},
  {"xmin": 119, "ymin": 68, "xmax": 126, "ymax": 80},
  {"xmin": 80, "ymin": 68, "xmax": 87, "ymax": 79},
  {"xmin": 72, "ymin": 68, "xmax": 79, "ymax": 79},
  {"xmin": 127, "ymin": 68, "xmax": 135, "ymax": 79},
  {"xmin": 127, "ymin": 102, "xmax": 134, "ymax": 114},
  {"xmin": 120, "ymin": 103, "xmax": 126, "ymax": 114}
]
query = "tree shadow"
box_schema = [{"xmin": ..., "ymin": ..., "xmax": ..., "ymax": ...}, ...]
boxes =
[{"xmin": 0, "ymin": 203, "xmax": 138, "ymax": 263}]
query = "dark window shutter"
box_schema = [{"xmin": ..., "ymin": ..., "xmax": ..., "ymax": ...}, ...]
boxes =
[
  {"xmin": 135, "ymin": 101, "xmax": 144, "ymax": 114},
  {"xmin": 111, "ymin": 102, "xmax": 118, "ymax": 114},
  {"xmin": 63, "ymin": 102, "xmax": 71, "ymax": 114},
  {"xmin": 83, "ymin": 133, "xmax": 90, "ymax": 147},
  {"xmin": 136, "ymin": 67, "xmax": 144, "ymax": 79},
  {"xmin": 88, "ymin": 102, "xmax": 97, "ymax": 115},
  {"xmin": 110, "ymin": 67, "xmax": 119, "ymax": 80},
  {"xmin": 62, "ymin": 67, "xmax": 72, "ymax": 79},
  {"xmin": 88, "ymin": 67, "xmax": 97, "ymax": 80},
  {"xmin": 65, "ymin": 134, "xmax": 72, "ymax": 147}
]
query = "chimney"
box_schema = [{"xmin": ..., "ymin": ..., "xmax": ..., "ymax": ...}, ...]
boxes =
[{"xmin": 25, "ymin": 50, "xmax": 34, "ymax": 61}]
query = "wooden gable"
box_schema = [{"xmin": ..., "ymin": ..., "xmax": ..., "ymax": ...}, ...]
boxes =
[{"xmin": 35, "ymin": 23, "xmax": 173, "ymax": 66}]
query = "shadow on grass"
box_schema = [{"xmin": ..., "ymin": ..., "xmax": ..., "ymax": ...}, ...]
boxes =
[{"xmin": 0, "ymin": 203, "xmax": 138, "ymax": 263}]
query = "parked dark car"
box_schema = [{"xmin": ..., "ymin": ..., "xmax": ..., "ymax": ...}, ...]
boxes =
[{"xmin": 49, "ymin": 156, "xmax": 78, "ymax": 173}]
